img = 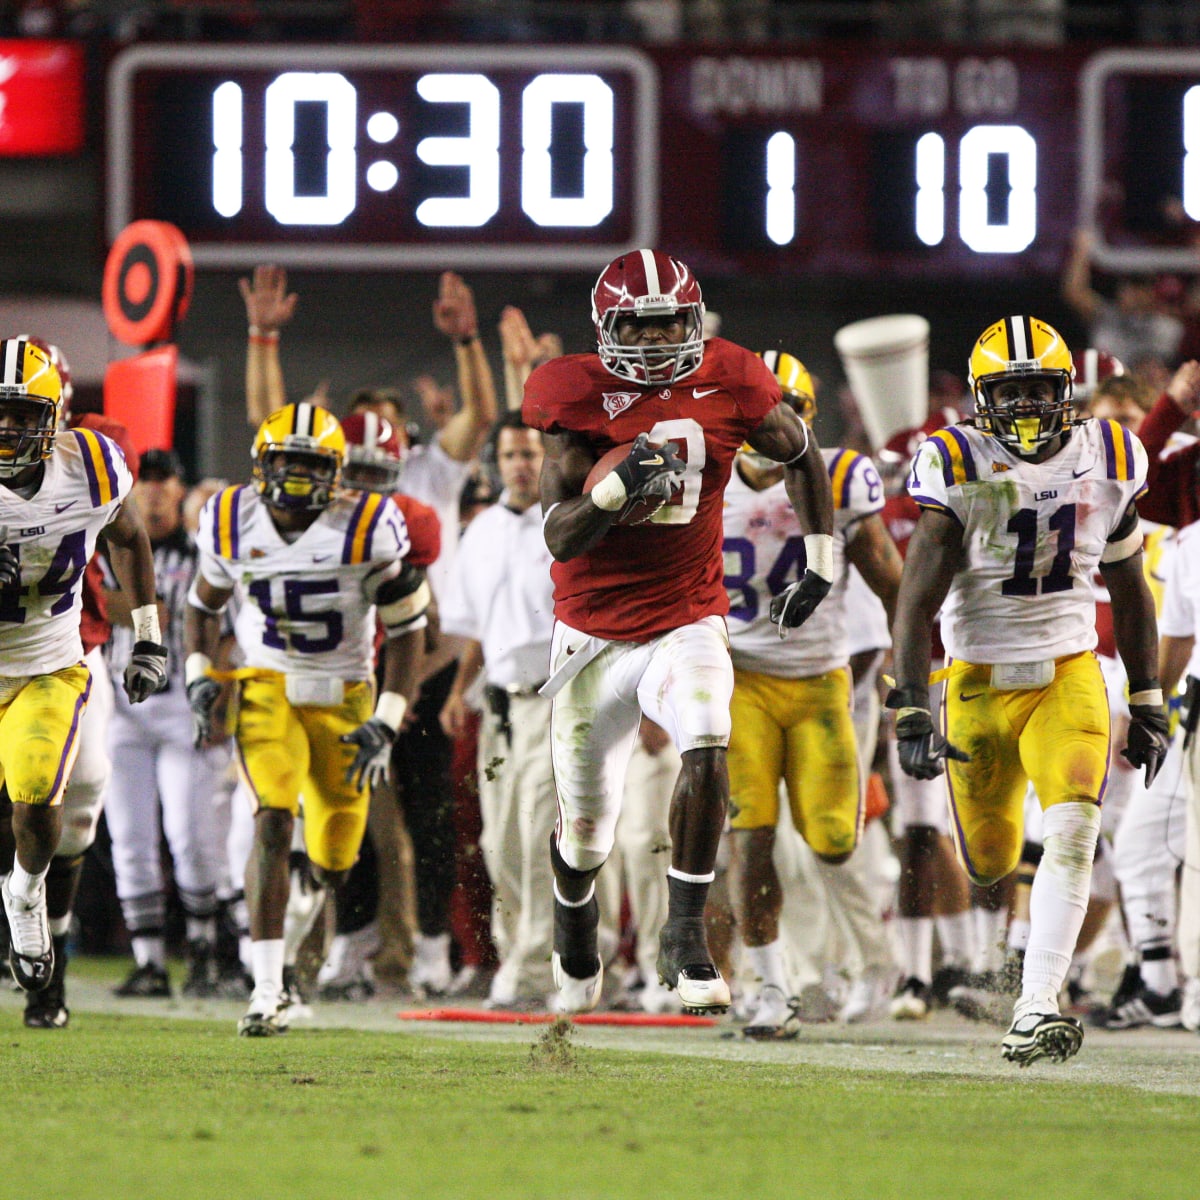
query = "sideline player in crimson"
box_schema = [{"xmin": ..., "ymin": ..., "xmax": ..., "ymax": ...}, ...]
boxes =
[{"xmin": 522, "ymin": 249, "xmax": 836, "ymax": 1014}]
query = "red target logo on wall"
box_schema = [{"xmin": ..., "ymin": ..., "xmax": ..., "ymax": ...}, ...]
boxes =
[{"xmin": 102, "ymin": 220, "xmax": 193, "ymax": 347}]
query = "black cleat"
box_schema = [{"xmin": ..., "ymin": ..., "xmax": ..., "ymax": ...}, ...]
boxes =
[
  {"xmin": 656, "ymin": 925, "xmax": 731, "ymax": 1016},
  {"xmin": 24, "ymin": 934, "xmax": 69, "ymax": 1029},
  {"xmin": 114, "ymin": 961, "xmax": 171, "ymax": 998}
]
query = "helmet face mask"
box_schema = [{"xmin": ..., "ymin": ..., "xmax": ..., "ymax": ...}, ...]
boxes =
[
  {"xmin": 0, "ymin": 338, "xmax": 64, "ymax": 479},
  {"xmin": 969, "ymin": 316, "xmax": 1074, "ymax": 458},
  {"xmin": 252, "ymin": 403, "xmax": 344, "ymax": 512},
  {"xmin": 592, "ymin": 249, "xmax": 705, "ymax": 386}
]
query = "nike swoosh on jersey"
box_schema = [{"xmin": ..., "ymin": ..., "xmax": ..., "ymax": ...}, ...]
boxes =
[
  {"xmin": 959, "ymin": 692, "xmax": 984, "ymax": 701},
  {"xmin": 55, "ymin": 500, "xmax": 77, "ymax": 513},
  {"xmin": 1072, "ymin": 467, "xmax": 1090, "ymax": 478},
  {"xmin": 693, "ymin": 387, "xmax": 719, "ymax": 399},
  {"xmin": 313, "ymin": 554, "xmax": 333, "ymax": 562}
]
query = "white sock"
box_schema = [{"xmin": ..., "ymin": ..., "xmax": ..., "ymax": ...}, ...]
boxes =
[
  {"xmin": 8, "ymin": 861, "xmax": 47, "ymax": 904},
  {"xmin": 1123, "ymin": 887, "xmax": 1178, "ymax": 995},
  {"xmin": 250, "ymin": 938, "xmax": 285, "ymax": 996},
  {"xmin": 935, "ymin": 910, "xmax": 975, "ymax": 970},
  {"xmin": 745, "ymin": 939, "xmax": 788, "ymax": 992},
  {"xmin": 132, "ymin": 935, "xmax": 166, "ymax": 968},
  {"xmin": 895, "ymin": 916, "xmax": 934, "ymax": 984},
  {"xmin": 1023, "ymin": 802, "xmax": 1100, "ymax": 1002},
  {"xmin": 1007, "ymin": 917, "xmax": 1031, "ymax": 953},
  {"xmin": 283, "ymin": 881, "xmax": 326, "ymax": 967},
  {"xmin": 972, "ymin": 906, "xmax": 1009, "ymax": 974},
  {"xmin": 48, "ymin": 914, "xmax": 70, "ymax": 938},
  {"xmin": 186, "ymin": 916, "xmax": 217, "ymax": 945}
]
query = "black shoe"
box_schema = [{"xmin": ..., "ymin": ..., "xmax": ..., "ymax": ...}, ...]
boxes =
[
  {"xmin": 181, "ymin": 940, "xmax": 219, "ymax": 998},
  {"xmin": 656, "ymin": 924, "xmax": 731, "ymax": 1015},
  {"xmin": 24, "ymin": 934, "xmax": 69, "ymax": 1029},
  {"xmin": 930, "ymin": 965, "xmax": 969, "ymax": 1007},
  {"xmin": 1088, "ymin": 962, "xmax": 1143, "ymax": 1028},
  {"xmin": 1103, "ymin": 986, "xmax": 1183, "ymax": 1030},
  {"xmin": 114, "ymin": 961, "xmax": 171, "ymax": 998}
]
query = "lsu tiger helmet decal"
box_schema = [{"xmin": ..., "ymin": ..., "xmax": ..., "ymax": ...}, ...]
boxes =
[
  {"xmin": 969, "ymin": 315, "xmax": 1075, "ymax": 458},
  {"xmin": 252, "ymin": 402, "xmax": 345, "ymax": 511},
  {"xmin": 591, "ymin": 249, "xmax": 706, "ymax": 386},
  {"xmin": 0, "ymin": 337, "xmax": 65, "ymax": 478}
]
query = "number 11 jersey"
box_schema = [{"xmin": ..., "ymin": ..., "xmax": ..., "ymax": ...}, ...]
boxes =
[{"xmin": 907, "ymin": 418, "xmax": 1147, "ymax": 665}]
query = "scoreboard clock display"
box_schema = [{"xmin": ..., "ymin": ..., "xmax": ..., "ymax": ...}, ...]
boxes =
[{"xmin": 106, "ymin": 42, "xmax": 1200, "ymax": 276}]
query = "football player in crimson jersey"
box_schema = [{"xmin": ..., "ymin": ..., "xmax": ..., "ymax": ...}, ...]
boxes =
[
  {"xmin": 0, "ymin": 337, "xmax": 166, "ymax": 1015},
  {"xmin": 887, "ymin": 315, "xmax": 1168, "ymax": 1066},
  {"xmin": 522, "ymin": 249, "xmax": 836, "ymax": 1015}
]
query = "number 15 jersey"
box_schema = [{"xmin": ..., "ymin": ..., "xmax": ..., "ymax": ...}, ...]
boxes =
[
  {"xmin": 195, "ymin": 485, "xmax": 410, "ymax": 681},
  {"xmin": 907, "ymin": 418, "xmax": 1147, "ymax": 665}
]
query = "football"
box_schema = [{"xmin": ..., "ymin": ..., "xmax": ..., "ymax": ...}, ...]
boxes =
[{"xmin": 584, "ymin": 441, "xmax": 667, "ymax": 526}]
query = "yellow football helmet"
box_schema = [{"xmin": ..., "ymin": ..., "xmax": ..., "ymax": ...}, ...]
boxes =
[
  {"xmin": 252, "ymin": 402, "xmax": 345, "ymax": 511},
  {"xmin": 760, "ymin": 349, "xmax": 816, "ymax": 424},
  {"xmin": 969, "ymin": 315, "xmax": 1074, "ymax": 457},
  {"xmin": 0, "ymin": 337, "xmax": 65, "ymax": 478}
]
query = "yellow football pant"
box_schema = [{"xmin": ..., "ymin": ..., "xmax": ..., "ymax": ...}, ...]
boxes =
[
  {"xmin": 233, "ymin": 674, "xmax": 374, "ymax": 873},
  {"xmin": 0, "ymin": 664, "xmax": 91, "ymax": 806},
  {"xmin": 941, "ymin": 651, "xmax": 1109, "ymax": 885},
  {"xmin": 727, "ymin": 666, "xmax": 862, "ymax": 859}
]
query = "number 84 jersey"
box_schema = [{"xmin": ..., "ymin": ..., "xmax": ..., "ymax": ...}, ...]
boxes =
[
  {"xmin": 907, "ymin": 418, "xmax": 1147, "ymax": 665},
  {"xmin": 196, "ymin": 484, "xmax": 410, "ymax": 681}
]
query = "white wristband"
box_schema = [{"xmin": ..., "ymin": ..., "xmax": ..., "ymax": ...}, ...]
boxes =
[
  {"xmin": 590, "ymin": 471, "xmax": 628, "ymax": 512},
  {"xmin": 131, "ymin": 603, "xmax": 161, "ymax": 644},
  {"xmin": 374, "ymin": 690, "xmax": 408, "ymax": 732},
  {"xmin": 185, "ymin": 653, "xmax": 213, "ymax": 686},
  {"xmin": 1130, "ymin": 688, "xmax": 1164, "ymax": 708},
  {"xmin": 804, "ymin": 533, "xmax": 835, "ymax": 582}
]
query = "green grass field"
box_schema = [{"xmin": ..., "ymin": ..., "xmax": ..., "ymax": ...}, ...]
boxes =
[{"xmin": 2, "ymin": 960, "xmax": 1198, "ymax": 1200}]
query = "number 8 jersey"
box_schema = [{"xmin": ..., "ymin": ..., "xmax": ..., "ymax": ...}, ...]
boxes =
[
  {"xmin": 195, "ymin": 483, "xmax": 410, "ymax": 680},
  {"xmin": 907, "ymin": 418, "xmax": 1147, "ymax": 664}
]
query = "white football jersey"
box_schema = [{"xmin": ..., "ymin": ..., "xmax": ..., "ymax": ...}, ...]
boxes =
[
  {"xmin": 907, "ymin": 418, "xmax": 1147, "ymax": 663},
  {"xmin": 723, "ymin": 447, "xmax": 884, "ymax": 677},
  {"xmin": 196, "ymin": 485, "xmax": 410, "ymax": 681},
  {"xmin": 0, "ymin": 427, "xmax": 131, "ymax": 677}
]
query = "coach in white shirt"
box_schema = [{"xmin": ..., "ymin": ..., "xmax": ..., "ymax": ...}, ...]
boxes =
[{"xmin": 440, "ymin": 412, "xmax": 558, "ymax": 1008}]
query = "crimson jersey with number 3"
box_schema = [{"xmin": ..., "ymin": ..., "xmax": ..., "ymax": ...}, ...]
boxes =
[{"xmin": 524, "ymin": 337, "xmax": 780, "ymax": 640}]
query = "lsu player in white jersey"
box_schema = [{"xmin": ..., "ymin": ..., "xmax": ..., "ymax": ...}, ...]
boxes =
[
  {"xmin": 184, "ymin": 402, "xmax": 428, "ymax": 1036},
  {"xmin": 723, "ymin": 351, "xmax": 903, "ymax": 1037},
  {"xmin": 887, "ymin": 315, "xmax": 1168, "ymax": 1066},
  {"xmin": 0, "ymin": 338, "xmax": 166, "ymax": 1003}
]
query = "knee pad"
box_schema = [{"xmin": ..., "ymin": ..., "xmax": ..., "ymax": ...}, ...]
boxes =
[
  {"xmin": 1041, "ymin": 802, "xmax": 1101, "ymax": 908},
  {"xmin": 57, "ymin": 777, "xmax": 105, "ymax": 858},
  {"xmin": 550, "ymin": 831, "xmax": 605, "ymax": 881}
]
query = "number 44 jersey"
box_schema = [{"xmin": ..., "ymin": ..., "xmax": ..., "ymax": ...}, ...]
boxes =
[
  {"xmin": 907, "ymin": 418, "xmax": 1147, "ymax": 665},
  {"xmin": 0, "ymin": 428, "xmax": 132, "ymax": 676},
  {"xmin": 196, "ymin": 484, "xmax": 410, "ymax": 681}
]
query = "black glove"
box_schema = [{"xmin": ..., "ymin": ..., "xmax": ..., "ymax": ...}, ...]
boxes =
[
  {"xmin": 1123, "ymin": 703, "xmax": 1170, "ymax": 787},
  {"xmin": 885, "ymin": 688, "xmax": 970, "ymax": 780},
  {"xmin": 613, "ymin": 433, "xmax": 686, "ymax": 501},
  {"xmin": 0, "ymin": 542, "xmax": 19, "ymax": 590},
  {"xmin": 769, "ymin": 571, "xmax": 833, "ymax": 634},
  {"xmin": 187, "ymin": 676, "xmax": 222, "ymax": 747},
  {"xmin": 340, "ymin": 717, "xmax": 397, "ymax": 791},
  {"xmin": 124, "ymin": 640, "xmax": 169, "ymax": 703}
]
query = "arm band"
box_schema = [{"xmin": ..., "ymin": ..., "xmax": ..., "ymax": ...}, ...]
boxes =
[
  {"xmin": 185, "ymin": 653, "xmax": 213, "ymax": 686},
  {"xmin": 186, "ymin": 578, "xmax": 227, "ymax": 616},
  {"xmin": 374, "ymin": 690, "xmax": 408, "ymax": 732},
  {"xmin": 131, "ymin": 603, "xmax": 161, "ymax": 644},
  {"xmin": 247, "ymin": 327, "xmax": 279, "ymax": 342},
  {"xmin": 1130, "ymin": 688, "xmax": 1164, "ymax": 707},
  {"xmin": 590, "ymin": 471, "xmax": 628, "ymax": 512},
  {"xmin": 783, "ymin": 420, "xmax": 811, "ymax": 465},
  {"xmin": 804, "ymin": 533, "xmax": 835, "ymax": 582},
  {"xmin": 1101, "ymin": 526, "xmax": 1143, "ymax": 563},
  {"xmin": 378, "ymin": 577, "xmax": 432, "ymax": 632}
]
